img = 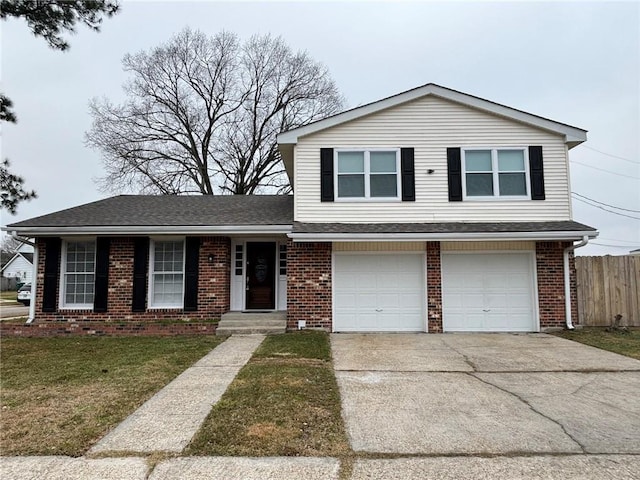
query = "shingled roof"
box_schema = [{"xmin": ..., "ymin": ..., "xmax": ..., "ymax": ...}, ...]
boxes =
[
  {"xmin": 289, "ymin": 221, "xmax": 597, "ymax": 241},
  {"xmin": 292, "ymin": 221, "xmax": 596, "ymax": 234},
  {"xmin": 6, "ymin": 195, "xmax": 597, "ymax": 240},
  {"xmin": 6, "ymin": 195, "xmax": 293, "ymax": 235}
]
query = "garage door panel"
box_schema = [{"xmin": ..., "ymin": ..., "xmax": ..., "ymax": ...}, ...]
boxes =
[
  {"xmin": 334, "ymin": 253, "xmax": 425, "ymax": 332},
  {"xmin": 442, "ymin": 253, "xmax": 536, "ymax": 332}
]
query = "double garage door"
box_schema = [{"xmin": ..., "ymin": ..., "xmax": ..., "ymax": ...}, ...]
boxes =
[{"xmin": 333, "ymin": 252, "xmax": 537, "ymax": 332}]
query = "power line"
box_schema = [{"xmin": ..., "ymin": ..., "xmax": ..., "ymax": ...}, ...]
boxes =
[
  {"xmin": 582, "ymin": 145, "xmax": 639, "ymax": 165},
  {"xmin": 572, "ymin": 196, "xmax": 640, "ymax": 220},
  {"xmin": 570, "ymin": 160, "xmax": 640, "ymax": 180},
  {"xmin": 572, "ymin": 192, "xmax": 640, "ymax": 213},
  {"xmin": 598, "ymin": 237, "xmax": 640, "ymax": 245},
  {"xmin": 590, "ymin": 242, "xmax": 638, "ymax": 248}
]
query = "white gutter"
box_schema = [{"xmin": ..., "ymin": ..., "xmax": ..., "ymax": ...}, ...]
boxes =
[
  {"xmin": 27, "ymin": 244, "xmax": 37, "ymax": 324},
  {"xmin": 289, "ymin": 230, "xmax": 598, "ymax": 242},
  {"xmin": 563, "ymin": 235, "xmax": 590, "ymax": 330}
]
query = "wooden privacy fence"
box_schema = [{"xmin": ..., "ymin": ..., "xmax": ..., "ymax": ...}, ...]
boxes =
[{"xmin": 576, "ymin": 255, "xmax": 640, "ymax": 327}]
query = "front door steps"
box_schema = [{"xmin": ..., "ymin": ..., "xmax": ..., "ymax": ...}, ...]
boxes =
[{"xmin": 216, "ymin": 311, "xmax": 287, "ymax": 336}]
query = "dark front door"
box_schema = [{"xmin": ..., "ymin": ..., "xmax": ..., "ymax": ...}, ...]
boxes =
[{"xmin": 246, "ymin": 242, "xmax": 276, "ymax": 310}]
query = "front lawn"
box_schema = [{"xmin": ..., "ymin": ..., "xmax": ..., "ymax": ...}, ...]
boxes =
[
  {"xmin": 0, "ymin": 336, "xmax": 223, "ymax": 456},
  {"xmin": 551, "ymin": 327, "xmax": 640, "ymax": 360},
  {"xmin": 0, "ymin": 290, "xmax": 20, "ymax": 304},
  {"xmin": 187, "ymin": 330, "xmax": 350, "ymax": 457}
]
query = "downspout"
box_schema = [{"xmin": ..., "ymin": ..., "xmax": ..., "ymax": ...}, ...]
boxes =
[
  {"xmin": 10, "ymin": 233, "xmax": 37, "ymax": 323},
  {"xmin": 27, "ymin": 244, "xmax": 37, "ymax": 323},
  {"xmin": 563, "ymin": 235, "xmax": 589, "ymax": 330}
]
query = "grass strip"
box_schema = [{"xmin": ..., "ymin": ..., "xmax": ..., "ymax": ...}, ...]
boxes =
[
  {"xmin": 0, "ymin": 336, "xmax": 223, "ymax": 456},
  {"xmin": 551, "ymin": 327, "xmax": 640, "ymax": 360},
  {"xmin": 187, "ymin": 330, "xmax": 350, "ymax": 457}
]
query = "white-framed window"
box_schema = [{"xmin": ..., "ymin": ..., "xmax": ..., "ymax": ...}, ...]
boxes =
[
  {"xmin": 335, "ymin": 149, "xmax": 401, "ymax": 200},
  {"xmin": 462, "ymin": 148, "xmax": 530, "ymax": 199},
  {"xmin": 149, "ymin": 239, "xmax": 185, "ymax": 308},
  {"xmin": 61, "ymin": 239, "xmax": 96, "ymax": 309}
]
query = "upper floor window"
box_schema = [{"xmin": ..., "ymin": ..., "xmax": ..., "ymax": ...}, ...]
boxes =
[
  {"xmin": 150, "ymin": 239, "xmax": 185, "ymax": 308},
  {"xmin": 462, "ymin": 148, "xmax": 530, "ymax": 199},
  {"xmin": 61, "ymin": 240, "xmax": 95, "ymax": 308},
  {"xmin": 335, "ymin": 149, "xmax": 401, "ymax": 200}
]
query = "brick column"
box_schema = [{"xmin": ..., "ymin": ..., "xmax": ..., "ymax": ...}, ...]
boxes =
[
  {"xmin": 198, "ymin": 236, "xmax": 231, "ymax": 319},
  {"xmin": 426, "ymin": 241, "xmax": 443, "ymax": 333},
  {"xmin": 536, "ymin": 241, "xmax": 577, "ymax": 329},
  {"xmin": 286, "ymin": 240, "xmax": 332, "ymax": 331}
]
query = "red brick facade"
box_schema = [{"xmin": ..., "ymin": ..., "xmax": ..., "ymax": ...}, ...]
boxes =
[
  {"xmin": 0, "ymin": 321, "xmax": 216, "ymax": 337},
  {"xmin": 536, "ymin": 241, "xmax": 578, "ymax": 329},
  {"xmin": 426, "ymin": 241, "xmax": 443, "ymax": 333},
  {"xmin": 34, "ymin": 236, "xmax": 230, "ymax": 323},
  {"xmin": 29, "ymin": 236, "xmax": 577, "ymax": 335},
  {"xmin": 286, "ymin": 240, "xmax": 332, "ymax": 330}
]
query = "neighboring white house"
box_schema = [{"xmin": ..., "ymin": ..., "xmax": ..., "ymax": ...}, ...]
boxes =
[{"xmin": 1, "ymin": 251, "xmax": 34, "ymax": 283}]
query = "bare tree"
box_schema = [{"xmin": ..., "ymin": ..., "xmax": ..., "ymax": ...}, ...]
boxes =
[{"xmin": 86, "ymin": 28, "xmax": 345, "ymax": 195}]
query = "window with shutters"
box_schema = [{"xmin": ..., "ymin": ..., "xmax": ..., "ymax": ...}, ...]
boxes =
[
  {"xmin": 60, "ymin": 239, "xmax": 96, "ymax": 309},
  {"xmin": 149, "ymin": 239, "xmax": 185, "ymax": 308},
  {"xmin": 462, "ymin": 148, "xmax": 530, "ymax": 199},
  {"xmin": 334, "ymin": 149, "xmax": 401, "ymax": 200}
]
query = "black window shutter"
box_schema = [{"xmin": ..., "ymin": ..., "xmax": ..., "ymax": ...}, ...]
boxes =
[
  {"xmin": 529, "ymin": 146, "xmax": 545, "ymax": 200},
  {"xmin": 400, "ymin": 148, "xmax": 416, "ymax": 201},
  {"xmin": 93, "ymin": 237, "xmax": 110, "ymax": 313},
  {"xmin": 184, "ymin": 237, "xmax": 200, "ymax": 312},
  {"xmin": 132, "ymin": 237, "xmax": 149, "ymax": 312},
  {"xmin": 447, "ymin": 147, "xmax": 463, "ymax": 201},
  {"xmin": 42, "ymin": 237, "xmax": 61, "ymax": 312},
  {"xmin": 320, "ymin": 148, "xmax": 334, "ymax": 202}
]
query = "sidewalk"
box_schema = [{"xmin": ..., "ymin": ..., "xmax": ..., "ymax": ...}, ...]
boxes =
[{"xmin": 89, "ymin": 335, "xmax": 265, "ymax": 455}]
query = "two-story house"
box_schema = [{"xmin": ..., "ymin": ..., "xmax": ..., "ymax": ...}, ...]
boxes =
[{"xmin": 5, "ymin": 84, "xmax": 597, "ymax": 334}]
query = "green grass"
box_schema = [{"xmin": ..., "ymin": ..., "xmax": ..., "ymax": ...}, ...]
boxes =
[
  {"xmin": 551, "ymin": 327, "xmax": 640, "ymax": 360},
  {"xmin": 0, "ymin": 290, "xmax": 20, "ymax": 304},
  {"xmin": 187, "ymin": 331, "xmax": 350, "ymax": 457},
  {"xmin": 0, "ymin": 336, "xmax": 224, "ymax": 456},
  {"xmin": 1, "ymin": 290, "xmax": 16, "ymax": 299}
]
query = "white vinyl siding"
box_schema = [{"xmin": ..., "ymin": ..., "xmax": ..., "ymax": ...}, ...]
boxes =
[
  {"xmin": 334, "ymin": 241, "xmax": 425, "ymax": 252},
  {"xmin": 1, "ymin": 255, "xmax": 33, "ymax": 283},
  {"xmin": 294, "ymin": 95, "xmax": 571, "ymax": 223},
  {"xmin": 441, "ymin": 241, "xmax": 535, "ymax": 251}
]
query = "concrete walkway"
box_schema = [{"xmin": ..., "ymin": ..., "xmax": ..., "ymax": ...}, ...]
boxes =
[{"xmin": 89, "ymin": 335, "xmax": 265, "ymax": 455}]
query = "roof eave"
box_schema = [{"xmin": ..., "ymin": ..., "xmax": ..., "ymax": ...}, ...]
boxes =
[
  {"xmin": 288, "ymin": 230, "xmax": 599, "ymax": 242},
  {"xmin": 277, "ymin": 83, "xmax": 587, "ymax": 146},
  {"xmin": 3, "ymin": 225, "xmax": 294, "ymax": 237}
]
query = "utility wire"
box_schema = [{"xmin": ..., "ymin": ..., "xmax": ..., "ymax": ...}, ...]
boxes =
[
  {"xmin": 582, "ymin": 145, "xmax": 639, "ymax": 165},
  {"xmin": 597, "ymin": 237, "xmax": 640, "ymax": 245},
  {"xmin": 590, "ymin": 242, "xmax": 638, "ymax": 248},
  {"xmin": 572, "ymin": 196, "xmax": 640, "ymax": 220},
  {"xmin": 572, "ymin": 192, "xmax": 640, "ymax": 213},
  {"xmin": 570, "ymin": 160, "xmax": 640, "ymax": 180}
]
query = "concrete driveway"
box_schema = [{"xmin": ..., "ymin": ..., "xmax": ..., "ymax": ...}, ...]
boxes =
[{"xmin": 332, "ymin": 333, "xmax": 640, "ymax": 457}]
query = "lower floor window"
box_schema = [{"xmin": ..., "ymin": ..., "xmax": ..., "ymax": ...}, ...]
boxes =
[
  {"xmin": 150, "ymin": 239, "xmax": 185, "ymax": 307},
  {"xmin": 63, "ymin": 240, "xmax": 96, "ymax": 307}
]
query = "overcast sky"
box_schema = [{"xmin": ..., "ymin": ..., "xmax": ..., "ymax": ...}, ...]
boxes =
[{"xmin": 2, "ymin": 0, "xmax": 638, "ymax": 255}]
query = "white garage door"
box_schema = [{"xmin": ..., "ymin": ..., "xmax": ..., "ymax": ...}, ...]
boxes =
[
  {"xmin": 334, "ymin": 254, "xmax": 425, "ymax": 332},
  {"xmin": 442, "ymin": 253, "xmax": 537, "ymax": 332}
]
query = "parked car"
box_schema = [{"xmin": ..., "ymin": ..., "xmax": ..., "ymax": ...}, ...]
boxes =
[{"xmin": 17, "ymin": 283, "xmax": 31, "ymax": 306}]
